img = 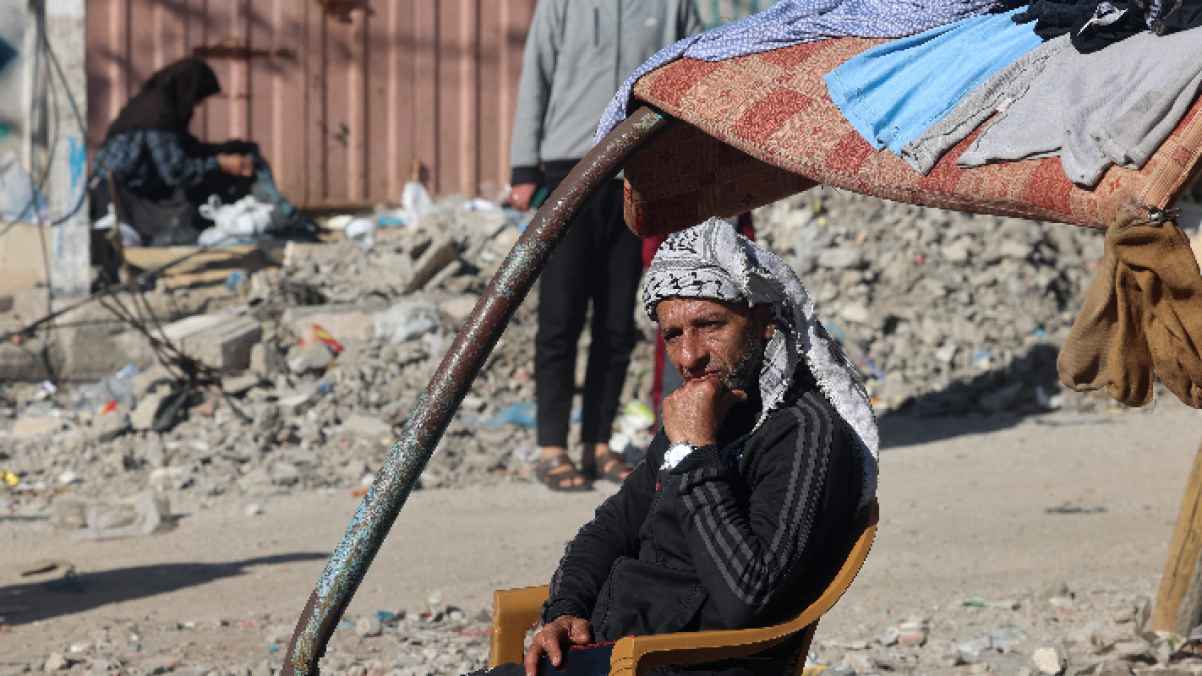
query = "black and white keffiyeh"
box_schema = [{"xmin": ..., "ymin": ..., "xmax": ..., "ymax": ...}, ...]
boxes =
[{"xmin": 644, "ymin": 218, "xmax": 879, "ymax": 502}]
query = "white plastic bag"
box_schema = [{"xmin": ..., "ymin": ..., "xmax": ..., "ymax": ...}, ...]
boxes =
[{"xmin": 199, "ymin": 194, "xmax": 274, "ymax": 239}]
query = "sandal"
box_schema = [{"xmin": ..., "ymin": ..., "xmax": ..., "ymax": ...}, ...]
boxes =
[
  {"xmin": 588, "ymin": 453, "xmax": 633, "ymax": 484},
  {"xmin": 533, "ymin": 454, "xmax": 593, "ymax": 492}
]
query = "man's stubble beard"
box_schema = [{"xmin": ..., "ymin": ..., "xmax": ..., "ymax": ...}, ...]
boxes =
[{"xmin": 722, "ymin": 328, "xmax": 767, "ymax": 394}]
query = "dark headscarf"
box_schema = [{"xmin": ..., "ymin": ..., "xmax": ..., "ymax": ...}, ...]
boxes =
[{"xmin": 105, "ymin": 57, "xmax": 220, "ymax": 140}]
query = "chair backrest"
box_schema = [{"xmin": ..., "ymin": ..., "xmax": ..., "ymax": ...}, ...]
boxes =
[{"xmin": 610, "ymin": 498, "xmax": 879, "ymax": 676}]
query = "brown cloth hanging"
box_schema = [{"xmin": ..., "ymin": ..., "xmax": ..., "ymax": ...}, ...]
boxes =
[{"xmin": 1058, "ymin": 211, "xmax": 1202, "ymax": 408}]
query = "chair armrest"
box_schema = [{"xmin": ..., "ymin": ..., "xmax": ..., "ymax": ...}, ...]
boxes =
[
  {"xmin": 609, "ymin": 620, "xmax": 804, "ymax": 676},
  {"xmin": 489, "ymin": 585, "xmax": 549, "ymax": 667}
]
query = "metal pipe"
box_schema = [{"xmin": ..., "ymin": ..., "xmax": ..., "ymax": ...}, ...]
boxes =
[{"xmin": 281, "ymin": 107, "xmax": 669, "ymax": 675}]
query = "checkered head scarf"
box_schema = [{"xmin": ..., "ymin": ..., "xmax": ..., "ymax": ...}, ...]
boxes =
[{"xmin": 643, "ymin": 218, "xmax": 878, "ymax": 501}]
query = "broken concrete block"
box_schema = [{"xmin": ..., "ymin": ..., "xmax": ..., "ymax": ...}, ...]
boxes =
[
  {"xmin": 288, "ymin": 343, "xmax": 333, "ymax": 374},
  {"xmin": 336, "ymin": 414, "xmax": 392, "ymax": 443},
  {"xmin": 281, "ymin": 305, "xmax": 376, "ymax": 343},
  {"xmin": 404, "ymin": 235, "xmax": 458, "ymax": 294},
  {"xmin": 439, "ymin": 295, "xmax": 478, "ymax": 323},
  {"xmin": 10, "ymin": 415, "xmax": 66, "ymax": 438},
  {"xmin": 162, "ymin": 313, "xmax": 262, "ymax": 372},
  {"xmin": 87, "ymin": 412, "xmax": 130, "ymax": 443},
  {"xmin": 374, "ymin": 300, "xmax": 440, "ymax": 343},
  {"xmin": 131, "ymin": 390, "xmax": 170, "ymax": 431}
]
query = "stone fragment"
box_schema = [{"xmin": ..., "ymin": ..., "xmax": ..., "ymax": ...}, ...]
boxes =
[
  {"xmin": 11, "ymin": 415, "xmax": 65, "ymax": 438},
  {"xmin": 131, "ymin": 390, "xmax": 170, "ymax": 431},
  {"xmin": 88, "ymin": 412, "xmax": 130, "ymax": 442},
  {"xmin": 404, "ymin": 235, "xmax": 459, "ymax": 293},
  {"xmin": 282, "ymin": 306, "xmax": 376, "ymax": 343},
  {"xmin": 439, "ymin": 295, "xmax": 479, "ymax": 323},
  {"xmin": 43, "ymin": 652, "xmax": 70, "ymax": 671},
  {"xmin": 1033, "ymin": 646, "xmax": 1067, "ymax": 675},
  {"xmin": 819, "ymin": 247, "xmax": 865, "ymax": 270},
  {"xmin": 354, "ymin": 615, "xmax": 383, "ymax": 638},
  {"xmin": 288, "ymin": 343, "xmax": 334, "ymax": 374},
  {"xmin": 162, "ymin": 313, "xmax": 262, "ymax": 372}
]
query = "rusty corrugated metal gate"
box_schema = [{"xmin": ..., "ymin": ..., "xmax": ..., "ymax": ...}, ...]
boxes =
[
  {"xmin": 86, "ymin": 0, "xmax": 766, "ymax": 206},
  {"xmin": 87, "ymin": 0, "xmax": 538, "ymax": 207}
]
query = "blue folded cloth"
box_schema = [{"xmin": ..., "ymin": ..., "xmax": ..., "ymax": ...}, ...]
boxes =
[{"xmin": 824, "ymin": 8, "xmax": 1041, "ymax": 155}]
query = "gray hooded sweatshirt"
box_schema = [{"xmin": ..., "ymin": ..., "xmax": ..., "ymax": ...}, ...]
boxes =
[{"xmin": 510, "ymin": 0, "xmax": 703, "ymax": 185}]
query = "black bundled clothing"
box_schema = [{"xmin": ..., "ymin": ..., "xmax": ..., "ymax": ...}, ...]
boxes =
[
  {"xmin": 535, "ymin": 165, "xmax": 642, "ymax": 448},
  {"xmin": 1151, "ymin": 0, "xmax": 1202, "ymax": 33},
  {"xmin": 105, "ymin": 57, "xmax": 219, "ymax": 140},
  {"xmin": 537, "ymin": 388, "xmax": 863, "ymax": 675},
  {"xmin": 1008, "ymin": 0, "xmax": 1149, "ymax": 52}
]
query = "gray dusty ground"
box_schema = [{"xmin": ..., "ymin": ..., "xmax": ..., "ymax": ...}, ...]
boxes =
[{"xmin": 1, "ymin": 402, "xmax": 1200, "ymax": 674}]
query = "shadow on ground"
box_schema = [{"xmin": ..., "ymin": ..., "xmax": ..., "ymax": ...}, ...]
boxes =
[
  {"xmin": 0, "ymin": 552, "xmax": 326, "ymax": 626},
  {"xmin": 877, "ymin": 343, "xmax": 1092, "ymax": 450}
]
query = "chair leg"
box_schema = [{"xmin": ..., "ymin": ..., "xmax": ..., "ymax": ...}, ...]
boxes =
[{"xmin": 792, "ymin": 623, "xmax": 819, "ymax": 676}]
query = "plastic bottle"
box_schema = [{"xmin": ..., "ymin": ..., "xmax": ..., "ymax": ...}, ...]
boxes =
[{"xmin": 401, "ymin": 159, "xmax": 433, "ymax": 227}]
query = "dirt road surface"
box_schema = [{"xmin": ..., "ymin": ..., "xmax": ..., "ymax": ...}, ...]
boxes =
[{"xmin": 2, "ymin": 402, "xmax": 1199, "ymax": 673}]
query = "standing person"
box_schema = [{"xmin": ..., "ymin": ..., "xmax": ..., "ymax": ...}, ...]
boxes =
[{"xmin": 508, "ymin": 1, "xmax": 703, "ymax": 492}]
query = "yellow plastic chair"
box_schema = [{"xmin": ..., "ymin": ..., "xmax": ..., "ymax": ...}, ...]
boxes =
[{"xmin": 489, "ymin": 499, "xmax": 879, "ymax": 676}]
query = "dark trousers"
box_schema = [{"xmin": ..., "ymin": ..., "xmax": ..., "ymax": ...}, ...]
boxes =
[{"xmin": 535, "ymin": 176, "xmax": 642, "ymax": 449}]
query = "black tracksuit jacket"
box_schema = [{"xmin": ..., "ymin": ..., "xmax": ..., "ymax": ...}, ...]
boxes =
[{"xmin": 541, "ymin": 388, "xmax": 865, "ymax": 675}]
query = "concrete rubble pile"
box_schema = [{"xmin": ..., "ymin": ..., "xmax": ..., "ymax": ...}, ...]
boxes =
[
  {"xmin": 753, "ymin": 188, "xmax": 1109, "ymax": 415},
  {"xmin": 20, "ymin": 579, "xmax": 1202, "ymax": 674},
  {"xmin": 806, "ymin": 582, "xmax": 1202, "ymax": 676},
  {"xmin": 0, "ymin": 191, "xmax": 1145, "ymax": 519}
]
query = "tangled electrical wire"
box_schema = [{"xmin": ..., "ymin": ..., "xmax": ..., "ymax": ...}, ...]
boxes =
[{"xmin": 1, "ymin": 10, "xmax": 250, "ymax": 423}]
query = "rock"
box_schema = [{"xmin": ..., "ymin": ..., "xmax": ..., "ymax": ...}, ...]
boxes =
[
  {"xmin": 942, "ymin": 239, "xmax": 971, "ymax": 263},
  {"xmin": 88, "ymin": 412, "xmax": 130, "ymax": 442},
  {"xmin": 337, "ymin": 414, "xmax": 392, "ymax": 443},
  {"xmin": 404, "ymin": 235, "xmax": 459, "ymax": 293},
  {"xmin": 131, "ymin": 390, "xmax": 170, "ymax": 431},
  {"xmin": 222, "ymin": 373, "xmax": 261, "ymax": 396},
  {"xmin": 439, "ymin": 295, "xmax": 479, "ymax": 323},
  {"xmin": 149, "ymin": 466, "xmax": 193, "ymax": 492},
  {"xmin": 838, "ymin": 652, "xmax": 876, "ymax": 674},
  {"xmin": 959, "ymin": 636, "xmax": 994, "ymax": 664},
  {"xmin": 50, "ymin": 499, "xmax": 88, "ymax": 529},
  {"xmin": 1112, "ymin": 640, "xmax": 1153, "ymax": 662},
  {"xmin": 244, "ymin": 503, "xmax": 264, "ymax": 517},
  {"xmin": 43, "ymin": 652, "xmax": 70, "ymax": 671},
  {"xmin": 162, "ymin": 313, "xmax": 262, "ymax": 372},
  {"xmin": 1033, "ymin": 646, "xmax": 1067, "ymax": 675},
  {"xmin": 354, "ymin": 615, "xmax": 383, "ymax": 638},
  {"xmin": 81, "ymin": 491, "xmax": 173, "ymax": 538},
  {"xmin": 269, "ymin": 461, "xmax": 301, "ymax": 486},
  {"xmin": 897, "ymin": 619, "xmax": 928, "ymax": 647},
  {"xmin": 288, "ymin": 343, "xmax": 334, "ymax": 374},
  {"xmin": 819, "ymin": 247, "xmax": 866, "ymax": 270},
  {"xmin": 839, "ymin": 303, "xmax": 871, "ymax": 325},
  {"xmin": 11, "ymin": 415, "xmax": 66, "ymax": 438},
  {"xmin": 374, "ymin": 300, "xmax": 441, "ymax": 343},
  {"xmin": 1093, "ymin": 660, "xmax": 1135, "ymax": 676},
  {"xmin": 877, "ymin": 626, "xmax": 900, "ymax": 647},
  {"xmin": 282, "ymin": 305, "xmax": 376, "ymax": 343}
]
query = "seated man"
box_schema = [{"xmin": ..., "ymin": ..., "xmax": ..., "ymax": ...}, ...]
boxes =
[{"xmin": 478, "ymin": 219, "xmax": 879, "ymax": 676}]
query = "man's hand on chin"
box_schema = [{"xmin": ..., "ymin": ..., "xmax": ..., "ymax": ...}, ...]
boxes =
[
  {"xmin": 662, "ymin": 375, "xmax": 748, "ymax": 447},
  {"xmin": 524, "ymin": 615, "xmax": 593, "ymax": 676}
]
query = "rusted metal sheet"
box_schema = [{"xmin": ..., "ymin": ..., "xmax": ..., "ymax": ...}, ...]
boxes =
[{"xmin": 86, "ymin": 0, "xmax": 537, "ymax": 206}]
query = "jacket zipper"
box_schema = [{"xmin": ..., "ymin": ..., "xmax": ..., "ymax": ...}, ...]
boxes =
[{"xmin": 614, "ymin": 0, "xmax": 623, "ymax": 91}]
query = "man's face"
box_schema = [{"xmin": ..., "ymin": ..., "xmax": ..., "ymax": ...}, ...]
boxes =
[{"xmin": 657, "ymin": 298, "xmax": 774, "ymax": 392}]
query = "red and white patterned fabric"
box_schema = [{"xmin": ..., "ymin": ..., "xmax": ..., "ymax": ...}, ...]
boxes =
[{"xmin": 623, "ymin": 38, "xmax": 1202, "ymax": 238}]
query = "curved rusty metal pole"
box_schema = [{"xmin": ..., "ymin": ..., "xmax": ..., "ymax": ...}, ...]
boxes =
[{"xmin": 281, "ymin": 107, "xmax": 669, "ymax": 675}]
